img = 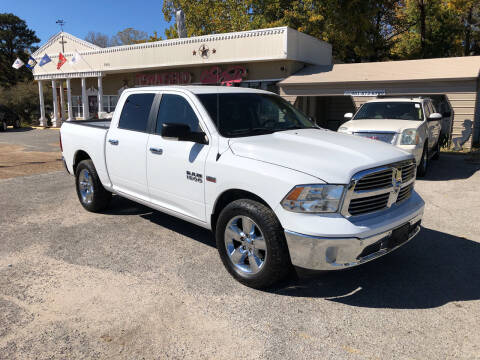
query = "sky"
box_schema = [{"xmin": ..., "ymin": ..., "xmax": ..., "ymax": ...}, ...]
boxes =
[{"xmin": 2, "ymin": 0, "xmax": 172, "ymax": 45}]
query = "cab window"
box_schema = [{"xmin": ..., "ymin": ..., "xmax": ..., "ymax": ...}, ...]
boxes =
[
  {"xmin": 118, "ymin": 93, "xmax": 155, "ymax": 132},
  {"xmin": 156, "ymin": 94, "xmax": 200, "ymax": 134}
]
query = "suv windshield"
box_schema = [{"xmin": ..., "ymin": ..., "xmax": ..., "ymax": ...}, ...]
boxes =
[
  {"xmin": 197, "ymin": 93, "xmax": 316, "ymax": 137},
  {"xmin": 354, "ymin": 102, "xmax": 424, "ymax": 121}
]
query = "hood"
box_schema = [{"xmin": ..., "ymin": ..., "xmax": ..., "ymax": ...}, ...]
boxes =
[
  {"xmin": 229, "ymin": 129, "xmax": 413, "ymax": 184},
  {"xmin": 342, "ymin": 119, "xmax": 423, "ymax": 133}
]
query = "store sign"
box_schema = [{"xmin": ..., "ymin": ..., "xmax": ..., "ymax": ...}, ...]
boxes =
[
  {"xmin": 200, "ymin": 65, "xmax": 248, "ymax": 86},
  {"xmin": 135, "ymin": 71, "xmax": 192, "ymax": 86},
  {"xmin": 344, "ymin": 90, "xmax": 386, "ymax": 97}
]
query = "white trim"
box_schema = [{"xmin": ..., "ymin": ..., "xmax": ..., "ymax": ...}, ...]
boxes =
[{"xmin": 34, "ymin": 71, "xmax": 103, "ymax": 80}]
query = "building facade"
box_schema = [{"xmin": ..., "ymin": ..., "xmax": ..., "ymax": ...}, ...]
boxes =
[
  {"xmin": 33, "ymin": 26, "xmax": 479, "ymax": 150},
  {"xmin": 32, "ymin": 27, "xmax": 331, "ymax": 125}
]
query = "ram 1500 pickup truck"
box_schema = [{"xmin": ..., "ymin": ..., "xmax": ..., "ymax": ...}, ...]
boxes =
[{"xmin": 61, "ymin": 86, "xmax": 425, "ymax": 289}]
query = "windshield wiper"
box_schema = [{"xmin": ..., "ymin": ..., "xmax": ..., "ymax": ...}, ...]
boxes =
[{"xmin": 229, "ymin": 127, "xmax": 276, "ymax": 136}]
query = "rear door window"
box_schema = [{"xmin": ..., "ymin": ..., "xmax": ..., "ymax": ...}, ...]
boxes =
[
  {"xmin": 118, "ymin": 93, "xmax": 155, "ymax": 132},
  {"xmin": 155, "ymin": 94, "xmax": 200, "ymax": 133}
]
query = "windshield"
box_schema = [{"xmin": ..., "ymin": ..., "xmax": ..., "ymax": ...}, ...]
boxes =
[
  {"xmin": 354, "ymin": 102, "xmax": 424, "ymax": 121},
  {"xmin": 197, "ymin": 93, "xmax": 316, "ymax": 137}
]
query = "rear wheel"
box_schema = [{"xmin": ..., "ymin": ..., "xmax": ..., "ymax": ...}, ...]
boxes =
[
  {"xmin": 75, "ymin": 159, "xmax": 111, "ymax": 212},
  {"xmin": 417, "ymin": 144, "xmax": 428, "ymax": 177},
  {"xmin": 0, "ymin": 121, "xmax": 6, "ymax": 132},
  {"xmin": 216, "ymin": 199, "xmax": 292, "ymax": 289},
  {"xmin": 13, "ymin": 119, "xmax": 21, "ymax": 129}
]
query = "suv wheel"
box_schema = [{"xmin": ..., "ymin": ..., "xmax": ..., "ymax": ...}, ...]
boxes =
[
  {"xmin": 216, "ymin": 199, "xmax": 292, "ymax": 289},
  {"xmin": 13, "ymin": 119, "xmax": 21, "ymax": 129},
  {"xmin": 0, "ymin": 121, "xmax": 6, "ymax": 132},
  {"xmin": 432, "ymin": 141, "xmax": 440, "ymax": 160},
  {"xmin": 75, "ymin": 159, "xmax": 112, "ymax": 212},
  {"xmin": 417, "ymin": 144, "xmax": 428, "ymax": 177}
]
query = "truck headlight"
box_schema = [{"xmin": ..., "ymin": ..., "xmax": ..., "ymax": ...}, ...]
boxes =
[
  {"xmin": 400, "ymin": 129, "xmax": 420, "ymax": 145},
  {"xmin": 281, "ymin": 185, "xmax": 345, "ymax": 213}
]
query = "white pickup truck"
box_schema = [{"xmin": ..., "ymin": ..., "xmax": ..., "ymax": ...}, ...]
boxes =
[{"xmin": 60, "ymin": 86, "xmax": 424, "ymax": 289}]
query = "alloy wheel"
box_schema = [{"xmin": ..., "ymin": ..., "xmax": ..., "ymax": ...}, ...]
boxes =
[
  {"xmin": 78, "ymin": 169, "xmax": 94, "ymax": 204},
  {"xmin": 224, "ymin": 216, "xmax": 267, "ymax": 275}
]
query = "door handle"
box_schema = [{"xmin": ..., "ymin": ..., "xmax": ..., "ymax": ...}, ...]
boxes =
[
  {"xmin": 149, "ymin": 147, "xmax": 163, "ymax": 155},
  {"xmin": 108, "ymin": 139, "xmax": 119, "ymax": 145}
]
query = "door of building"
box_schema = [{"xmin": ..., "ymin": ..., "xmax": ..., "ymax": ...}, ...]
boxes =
[{"xmin": 88, "ymin": 95, "xmax": 98, "ymax": 118}]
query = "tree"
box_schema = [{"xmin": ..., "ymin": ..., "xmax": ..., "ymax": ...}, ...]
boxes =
[
  {"xmin": 447, "ymin": 0, "xmax": 480, "ymax": 55},
  {"xmin": 0, "ymin": 81, "xmax": 52, "ymax": 124},
  {"xmin": 110, "ymin": 28, "xmax": 148, "ymax": 46},
  {"xmin": 85, "ymin": 31, "xmax": 110, "ymax": 48},
  {"xmin": 391, "ymin": 0, "xmax": 469, "ymax": 59},
  {"xmin": 0, "ymin": 13, "xmax": 40, "ymax": 87}
]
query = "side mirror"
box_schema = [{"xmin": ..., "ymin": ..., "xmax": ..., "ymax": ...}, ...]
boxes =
[
  {"xmin": 428, "ymin": 113, "xmax": 442, "ymax": 121},
  {"xmin": 161, "ymin": 123, "xmax": 208, "ymax": 144},
  {"xmin": 442, "ymin": 111, "xmax": 451, "ymax": 118},
  {"xmin": 344, "ymin": 112, "xmax": 353, "ymax": 120}
]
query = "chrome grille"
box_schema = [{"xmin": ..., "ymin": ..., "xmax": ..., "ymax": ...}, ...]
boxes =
[
  {"xmin": 342, "ymin": 159, "xmax": 416, "ymax": 217},
  {"xmin": 355, "ymin": 168, "xmax": 393, "ymax": 191},
  {"xmin": 400, "ymin": 162, "xmax": 416, "ymax": 183},
  {"xmin": 354, "ymin": 132, "xmax": 396, "ymax": 144},
  {"xmin": 348, "ymin": 193, "xmax": 390, "ymax": 216},
  {"xmin": 396, "ymin": 183, "xmax": 414, "ymax": 203}
]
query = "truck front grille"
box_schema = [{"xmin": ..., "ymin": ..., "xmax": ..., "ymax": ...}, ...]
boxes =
[
  {"xmin": 348, "ymin": 193, "xmax": 390, "ymax": 216},
  {"xmin": 341, "ymin": 160, "xmax": 416, "ymax": 217}
]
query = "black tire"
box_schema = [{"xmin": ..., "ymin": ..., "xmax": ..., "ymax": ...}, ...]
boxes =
[
  {"xmin": 417, "ymin": 144, "xmax": 428, "ymax": 177},
  {"xmin": 0, "ymin": 121, "xmax": 6, "ymax": 132},
  {"xmin": 13, "ymin": 119, "xmax": 21, "ymax": 129},
  {"xmin": 215, "ymin": 199, "xmax": 292, "ymax": 289},
  {"xmin": 432, "ymin": 140, "xmax": 440, "ymax": 160},
  {"xmin": 75, "ymin": 159, "xmax": 111, "ymax": 212}
]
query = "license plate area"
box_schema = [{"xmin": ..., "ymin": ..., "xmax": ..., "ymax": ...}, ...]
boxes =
[{"xmin": 383, "ymin": 223, "xmax": 410, "ymax": 249}]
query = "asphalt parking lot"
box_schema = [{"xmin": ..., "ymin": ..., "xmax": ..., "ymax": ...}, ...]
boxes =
[{"xmin": 1, "ymin": 130, "xmax": 479, "ymax": 359}]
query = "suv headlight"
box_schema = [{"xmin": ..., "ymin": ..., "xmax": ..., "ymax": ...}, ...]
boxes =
[
  {"xmin": 281, "ymin": 184, "xmax": 345, "ymax": 213},
  {"xmin": 400, "ymin": 128, "xmax": 420, "ymax": 145}
]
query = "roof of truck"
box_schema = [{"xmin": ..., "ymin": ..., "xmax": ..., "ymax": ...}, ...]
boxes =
[{"xmin": 124, "ymin": 85, "xmax": 272, "ymax": 95}]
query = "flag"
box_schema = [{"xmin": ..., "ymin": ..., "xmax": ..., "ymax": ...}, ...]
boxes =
[
  {"xmin": 12, "ymin": 58, "xmax": 24, "ymax": 69},
  {"xmin": 25, "ymin": 56, "xmax": 37, "ymax": 70},
  {"xmin": 69, "ymin": 51, "xmax": 83, "ymax": 65},
  {"xmin": 57, "ymin": 53, "xmax": 67, "ymax": 70},
  {"xmin": 39, "ymin": 54, "xmax": 51, "ymax": 66}
]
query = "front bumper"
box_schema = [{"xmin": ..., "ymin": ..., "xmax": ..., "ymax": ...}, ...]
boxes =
[{"xmin": 284, "ymin": 212, "xmax": 423, "ymax": 271}]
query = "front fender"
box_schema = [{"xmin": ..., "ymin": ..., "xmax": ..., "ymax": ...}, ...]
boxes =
[{"xmin": 204, "ymin": 152, "xmax": 322, "ymax": 229}]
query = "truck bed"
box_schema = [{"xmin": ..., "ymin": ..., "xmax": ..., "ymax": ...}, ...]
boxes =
[{"xmin": 64, "ymin": 119, "xmax": 111, "ymax": 129}]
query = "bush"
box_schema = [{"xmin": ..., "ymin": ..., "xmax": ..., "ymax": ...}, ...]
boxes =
[{"xmin": 0, "ymin": 81, "xmax": 52, "ymax": 125}]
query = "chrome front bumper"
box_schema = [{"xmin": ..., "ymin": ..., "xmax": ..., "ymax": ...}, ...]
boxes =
[{"xmin": 285, "ymin": 213, "xmax": 422, "ymax": 270}]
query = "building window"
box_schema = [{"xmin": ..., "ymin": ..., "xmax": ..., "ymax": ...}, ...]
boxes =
[
  {"xmin": 72, "ymin": 96, "xmax": 83, "ymax": 118},
  {"xmin": 102, "ymin": 95, "xmax": 119, "ymax": 113}
]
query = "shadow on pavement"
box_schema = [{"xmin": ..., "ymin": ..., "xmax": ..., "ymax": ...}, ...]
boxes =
[
  {"xmin": 274, "ymin": 227, "xmax": 480, "ymax": 309},
  {"xmin": 422, "ymin": 153, "xmax": 480, "ymax": 181},
  {"xmin": 3, "ymin": 127, "xmax": 35, "ymax": 133},
  {"xmin": 103, "ymin": 195, "xmax": 215, "ymax": 248},
  {"xmin": 101, "ymin": 195, "xmax": 480, "ymax": 309}
]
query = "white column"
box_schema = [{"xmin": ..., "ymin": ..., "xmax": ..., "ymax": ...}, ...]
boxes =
[
  {"xmin": 66, "ymin": 78, "xmax": 73, "ymax": 121},
  {"xmin": 81, "ymin": 77, "xmax": 88, "ymax": 120},
  {"xmin": 51, "ymin": 80, "xmax": 58, "ymax": 127},
  {"xmin": 97, "ymin": 76, "xmax": 103, "ymax": 115},
  {"xmin": 38, "ymin": 80, "xmax": 46, "ymax": 127},
  {"xmin": 59, "ymin": 80, "xmax": 65, "ymax": 123}
]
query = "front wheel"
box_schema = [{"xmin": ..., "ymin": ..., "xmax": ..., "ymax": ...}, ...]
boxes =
[
  {"xmin": 75, "ymin": 159, "xmax": 112, "ymax": 212},
  {"xmin": 13, "ymin": 119, "xmax": 21, "ymax": 129},
  {"xmin": 417, "ymin": 144, "xmax": 428, "ymax": 177},
  {"xmin": 0, "ymin": 121, "xmax": 6, "ymax": 132},
  {"xmin": 432, "ymin": 141, "xmax": 440, "ymax": 160},
  {"xmin": 215, "ymin": 199, "xmax": 292, "ymax": 289}
]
